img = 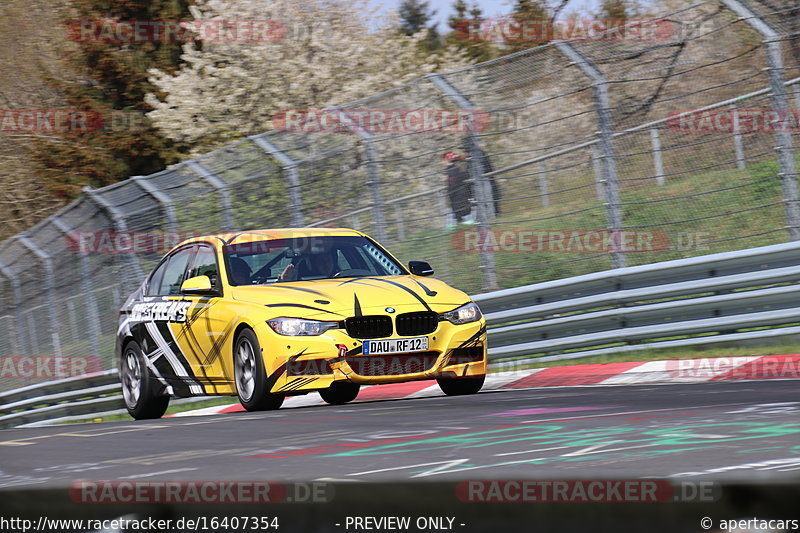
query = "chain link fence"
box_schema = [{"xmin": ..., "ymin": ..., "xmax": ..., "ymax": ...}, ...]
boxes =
[{"xmin": 0, "ymin": 0, "xmax": 798, "ymax": 391}]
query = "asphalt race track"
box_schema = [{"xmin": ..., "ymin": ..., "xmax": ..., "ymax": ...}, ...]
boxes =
[{"xmin": 1, "ymin": 380, "xmax": 799, "ymax": 486}]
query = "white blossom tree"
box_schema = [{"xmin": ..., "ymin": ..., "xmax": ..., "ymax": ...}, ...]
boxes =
[{"xmin": 146, "ymin": 0, "xmax": 472, "ymax": 151}]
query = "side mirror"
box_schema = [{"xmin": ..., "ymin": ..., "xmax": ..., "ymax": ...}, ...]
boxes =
[
  {"xmin": 408, "ymin": 261, "xmax": 434, "ymax": 277},
  {"xmin": 181, "ymin": 275, "xmax": 216, "ymax": 295}
]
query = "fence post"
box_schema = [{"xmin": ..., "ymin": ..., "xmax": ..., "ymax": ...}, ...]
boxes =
[
  {"xmin": 557, "ymin": 42, "xmax": 626, "ymax": 268},
  {"xmin": 650, "ymin": 128, "xmax": 665, "ymax": 185},
  {"xmin": 0, "ymin": 259, "xmax": 26, "ymax": 355},
  {"xmin": 131, "ymin": 176, "xmax": 178, "ymax": 232},
  {"xmin": 16, "ymin": 236, "xmax": 63, "ymax": 361},
  {"xmin": 730, "ymin": 104, "xmax": 747, "ymax": 170},
  {"xmin": 721, "ymin": 0, "xmax": 800, "ymax": 240},
  {"xmin": 82, "ymin": 186, "xmax": 145, "ymax": 283},
  {"xmin": 186, "ymin": 161, "xmax": 234, "ymax": 231},
  {"xmin": 326, "ymin": 106, "xmax": 388, "ymax": 243},
  {"xmin": 538, "ymin": 161, "xmax": 550, "ymax": 206},
  {"xmin": 793, "ymin": 80, "xmax": 800, "ymax": 111},
  {"xmin": 591, "ymin": 144, "xmax": 606, "ymax": 201},
  {"xmin": 426, "ymin": 73, "xmax": 499, "ymax": 291},
  {"xmin": 249, "ymin": 135, "xmax": 306, "ymax": 226},
  {"xmin": 51, "ymin": 216, "xmax": 102, "ymax": 360},
  {"xmin": 393, "ymin": 203, "xmax": 406, "ymax": 241}
]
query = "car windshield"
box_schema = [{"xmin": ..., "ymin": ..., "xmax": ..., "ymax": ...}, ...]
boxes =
[{"xmin": 223, "ymin": 235, "xmax": 406, "ymax": 286}]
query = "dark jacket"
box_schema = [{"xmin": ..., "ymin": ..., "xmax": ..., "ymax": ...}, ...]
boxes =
[{"xmin": 445, "ymin": 160, "xmax": 472, "ymax": 220}]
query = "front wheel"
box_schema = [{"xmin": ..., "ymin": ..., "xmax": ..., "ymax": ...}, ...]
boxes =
[
  {"xmin": 319, "ymin": 382, "xmax": 360, "ymax": 405},
  {"xmin": 437, "ymin": 374, "xmax": 485, "ymax": 396},
  {"xmin": 121, "ymin": 340, "xmax": 169, "ymax": 420},
  {"xmin": 234, "ymin": 328, "xmax": 284, "ymax": 411}
]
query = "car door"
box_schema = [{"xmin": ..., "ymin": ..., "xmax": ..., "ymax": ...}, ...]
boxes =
[
  {"xmin": 137, "ymin": 245, "xmax": 205, "ymax": 397},
  {"xmin": 177, "ymin": 243, "xmax": 232, "ymax": 390}
]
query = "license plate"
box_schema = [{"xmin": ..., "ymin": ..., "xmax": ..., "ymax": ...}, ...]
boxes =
[{"xmin": 363, "ymin": 336, "xmax": 428, "ymax": 355}]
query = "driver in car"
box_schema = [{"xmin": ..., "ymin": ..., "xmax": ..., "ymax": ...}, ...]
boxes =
[{"xmin": 278, "ymin": 250, "xmax": 338, "ymax": 281}]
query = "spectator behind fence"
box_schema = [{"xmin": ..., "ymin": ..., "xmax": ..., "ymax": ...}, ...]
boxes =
[{"xmin": 443, "ymin": 152, "xmax": 473, "ymax": 225}]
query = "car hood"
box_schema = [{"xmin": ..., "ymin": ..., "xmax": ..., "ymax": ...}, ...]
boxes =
[{"xmin": 229, "ymin": 276, "xmax": 470, "ymax": 318}]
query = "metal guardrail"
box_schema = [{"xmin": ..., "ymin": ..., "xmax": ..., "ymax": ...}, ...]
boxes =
[
  {"xmin": 477, "ymin": 240, "xmax": 800, "ymax": 367},
  {"xmin": 0, "ymin": 370, "xmax": 214, "ymax": 429},
  {"xmin": 0, "ymin": 370, "xmax": 122, "ymax": 428},
  {"xmin": 2, "ymin": 240, "xmax": 800, "ymax": 428}
]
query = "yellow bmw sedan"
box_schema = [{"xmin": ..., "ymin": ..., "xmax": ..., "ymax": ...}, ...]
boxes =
[{"xmin": 116, "ymin": 228, "xmax": 487, "ymax": 419}]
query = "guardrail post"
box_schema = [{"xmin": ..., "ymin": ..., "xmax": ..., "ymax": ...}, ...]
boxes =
[
  {"xmin": 721, "ymin": 0, "xmax": 800, "ymax": 241},
  {"xmin": 16, "ymin": 236, "xmax": 63, "ymax": 361},
  {"xmin": 730, "ymin": 104, "xmax": 747, "ymax": 170},
  {"xmin": 82, "ymin": 186, "xmax": 145, "ymax": 283},
  {"xmin": 326, "ymin": 106, "xmax": 388, "ymax": 243},
  {"xmin": 0, "ymin": 259, "xmax": 27, "ymax": 355},
  {"xmin": 186, "ymin": 161, "xmax": 234, "ymax": 231},
  {"xmin": 249, "ymin": 135, "xmax": 306, "ymax": 226},
  {"xmin": 426, "ymin": 73, "xmax": 499, "ymax": 290},
  {"xmin": 51, "ymin": 216, "xmax": 102, "ymax": 360},
  {"xmin": 538, "ymin": 161, "xmax": 550, "ymax": 206},
  {"xmin": 650, "ymin": 128, "xmax": 665, "ymax": 185},
  {"xmin": 131, "ymin": 176, "xmax": 178, "ymax": 232},
  {"xmin": 556, "ymin": 42, "xmax": 626, "ymax": 268}
]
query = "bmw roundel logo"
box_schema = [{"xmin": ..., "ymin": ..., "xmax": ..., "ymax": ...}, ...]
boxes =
[{"xmin": 385, "ymin": 307, "xmax": 395, "ymax": 313}]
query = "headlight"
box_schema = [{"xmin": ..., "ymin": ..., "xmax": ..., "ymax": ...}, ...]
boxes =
[
  {"xmin": 267, "ymin": 317, "xmax": 340, "ymax": 336},
  {"xmin": 440, "ymin": 302, "xmax": 482, "ymax": 325}
]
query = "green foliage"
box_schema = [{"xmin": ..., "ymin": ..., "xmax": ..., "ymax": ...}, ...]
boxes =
[
  {"xmin": 398, "ymin": 0, "xmax": 442, "ymax": 52},
  {"xmin": 504, "ymin": 0, "xmax": 552, "ymax": 54},
  {"xmin": 31, "ymin": 0, "xmax": 193, "ymax": 200},
  {"xmin": 444, "ymin": 0, "xmax": 498, "ymax": 62},
  {"xmin": 596, "ymin": 0, "xmax": 630, "ymax": 21}
]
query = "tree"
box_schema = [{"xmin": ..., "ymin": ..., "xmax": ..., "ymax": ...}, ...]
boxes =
[
  {"xmin": 445, "ymin": 0, "xmax": 497, "ymax": 62},
  {"xmin": 504, "ymin": 0, "xmax": 552, "ymax": 54},
  {"xmin": 399, "ymin": 0, "xmax": 434, "ymax": 35},
  {"xmin": 30, "ymin": 0, "xmax": 191, "ymax": 200},
  {"xmin": 399, "ymin": 0, "xmax": 442, "ymax": 51},
  {"xmin": 147, "ymin": 0, "xmax": 470, "ymax": 152},
  {"xmin": 596, "ymin": 0, "xmax": 630, "ymax": 21}
]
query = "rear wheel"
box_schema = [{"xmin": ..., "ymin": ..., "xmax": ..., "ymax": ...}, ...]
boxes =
[
  {"xmin": 437, "ymin": 374, "xmax": 485, "ymax": 396},
  {"xmin": 121, "ymin": 340, "xmax": 169, "ymax": 420},
  {"xmin": 234, "ymin": 328, "xmax": 284, "ymax": 411},
  {"xmin": 319, "ymin": 382, "xmax": 360, "ymax": 405}
]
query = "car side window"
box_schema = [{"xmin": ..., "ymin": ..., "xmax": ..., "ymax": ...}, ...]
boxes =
[
  {"xmin": 146, "ymin": 259, "xmax": 170, "ymax": 296},
  {"xmin": 187, "ymin": 244, "xmax": 220, "ymax": 292},
  {"xmin": 157, "ymin": 247, "xmax": 195, "ymax": 296}
]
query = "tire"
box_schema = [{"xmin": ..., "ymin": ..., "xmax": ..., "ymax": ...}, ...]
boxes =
[
  {"xmin": 319, "ymin": 382, "xmax": 360, "ymax": 405},
  {"xmin": 437, "ymin": 374, "xmax": 485, "ymax": 396},
  {"xmin": 121, "ymin": 340, "xmax": 170, "ymax": 420},
  {"xmin": 234, "ymin": 328, "xmax": 284, "ymax": 411}
]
